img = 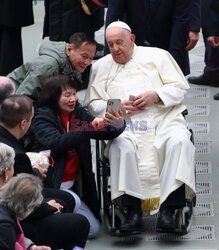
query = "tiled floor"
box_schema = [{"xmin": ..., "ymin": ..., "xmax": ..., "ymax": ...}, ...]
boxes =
[{"xmin": 23, "ymin": 2, "xmax": 219, "ymax": 249}]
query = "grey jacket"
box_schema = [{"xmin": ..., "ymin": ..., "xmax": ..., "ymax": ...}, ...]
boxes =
[{"xmin": 8, "ymin": 40, "xmax": 79, "ymax": 101}]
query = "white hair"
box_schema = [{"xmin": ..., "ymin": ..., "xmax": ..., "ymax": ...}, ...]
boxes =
[
  {"xmin": 0, "ymin": 173, "xmax": 43, "ymax": 220},
  {"xmin": 0, "ymin": 143, "xmax": 15, "ymax": 176}
]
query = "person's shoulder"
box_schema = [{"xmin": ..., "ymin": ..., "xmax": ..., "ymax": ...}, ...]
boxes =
[
  {"xmin": 135, "ymin": 45, "xmax": 171, "ymax": 60},
  {"xmin": 93, "ymin": 54, "xmax": 113, "ymax": 68},
  {"xmin": 136, "ymin": 45, "xmax": 167, "ymax": 55},
  {"xmin": 35, "ymin": 106, "xmax": 57, "ymax": 119},
  {"xmin": 39, "ymin": 40, "xmax": 67, "ymax": 57}
]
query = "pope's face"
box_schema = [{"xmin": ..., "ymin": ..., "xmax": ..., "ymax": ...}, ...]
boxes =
[
  {"xmin": 106, "ymin": 28, "xmax": 135, "ymax": 64},
  {"xmin": 66, "ymin": 42, "xmax": 96, "ymax": 73}
]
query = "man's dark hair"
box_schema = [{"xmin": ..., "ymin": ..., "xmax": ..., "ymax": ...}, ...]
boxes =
[
  {"xmin": 0, "ymin": 95, "xmax": 33, "ymax": 128},
  {"xmin": 0, "ymin": 83, "xmax": 15, "ymax": 104},
  {"xmin": 39, "ymin": 75, "xmax": 78, "ymax": 112},
  {"xmin": 69, "ymin": 32, "xmax": 96, "ymax": 50}
]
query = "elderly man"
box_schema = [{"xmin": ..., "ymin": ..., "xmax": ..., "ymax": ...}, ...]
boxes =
[
  {"xmin": 7, "ymin": 32, "xmax": 96, "ymax": 101},
  {"xmin": 0, "ymin": 76, "xmax": 15, "ymax": 104},
  {"xmin": 84, "ymin": 21, "xmax": 196, "ymax": 233}
]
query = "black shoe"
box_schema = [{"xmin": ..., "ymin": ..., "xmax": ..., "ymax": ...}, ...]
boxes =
[
  {"xmin": 119, "ymin": 213, "xmax": 143, "ymax": 233},
  {"xmin": 214, "ymin": 93, "xmax": 219, "ymax": 100},
  {"xmin": 156, "ymin": 208, "xmax": 175, "ymax": 230},
  {"xmin": 188, "ymin": 74, "xmax": 219, "ymax": 87}
]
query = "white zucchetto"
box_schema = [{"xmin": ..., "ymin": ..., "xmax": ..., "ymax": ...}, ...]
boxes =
[{"xmin": 106, "ymin": 21, "xmax": 132, "ymax": 32}]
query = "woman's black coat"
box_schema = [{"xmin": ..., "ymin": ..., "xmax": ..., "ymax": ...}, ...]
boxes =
[{"xmin": 34, "ymin": 105, "xmax": 125, "ymax": 220}]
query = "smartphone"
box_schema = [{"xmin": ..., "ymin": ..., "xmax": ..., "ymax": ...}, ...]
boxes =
[
  {"xmin": 129, "ymin": 95, "xmax": 135, "ymax": 101},
  {"xmin": 105, "ymin": 99, "xmax": 121, "ymax": 116}
]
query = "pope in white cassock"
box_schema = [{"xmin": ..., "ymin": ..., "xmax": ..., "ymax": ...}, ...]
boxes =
[{"xmin": 84, "ymin": 21, "xmax": 196, "ymax": 234}]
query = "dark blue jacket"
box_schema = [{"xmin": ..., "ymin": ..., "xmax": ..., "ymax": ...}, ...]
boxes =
[
  {"xmin": 105, "ymin": 0, "xmax": 201, "ymax": 75},
  {"xmin": 34, "ymin": 105, "xmax": 125, "ymax": 220},
  {"xmin": 0, "ymin": 205, "xmax": 20, "ymax": 250}
]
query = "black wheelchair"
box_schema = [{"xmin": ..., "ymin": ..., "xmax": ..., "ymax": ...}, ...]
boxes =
[{"xmin": 95, "ymin": 109, "xmax": 196, "ymax": 236}]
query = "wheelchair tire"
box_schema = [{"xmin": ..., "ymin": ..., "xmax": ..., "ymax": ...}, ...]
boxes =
[{"xmin": 103, "ymin": 205, "xmax": 125, "ymax": 233}]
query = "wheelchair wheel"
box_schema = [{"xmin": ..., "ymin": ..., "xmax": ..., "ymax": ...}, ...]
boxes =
[{"xmin": 103, "ymin": 204, "xmax": 126, "ymax": 234}]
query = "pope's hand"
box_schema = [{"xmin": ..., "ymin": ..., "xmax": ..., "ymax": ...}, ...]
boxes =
[
  {"xmin": 133, "ymin": 90, "xmax": 159, "ymax": 109},
  {"xmin": 120, "ymin": 100, "xmax": 136, "ymax": 116}
]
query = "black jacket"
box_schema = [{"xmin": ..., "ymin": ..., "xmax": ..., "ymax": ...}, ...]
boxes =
[
  {"xmin": 43, "ymin": 0, "xmax": 104, "ymax": 42},
  {"xmin": 0, "ymin": 125, "xmax": 72, "ymax": 221},
  {"xmin": 206, "ymin": 0, "xmax": 219, "ymax": 36},
  {"xmin": 105, "ymin": 0, "xmax": 201, "ymax": 76},
  {"xmin": 0, "ymin": 205, "xmax": 20, "ymax": 250},
  {"xmin": 0, "ymin": 0, "xmax": 33, "ymax": 27},
  {"xmin": 0, "ymin": 125, "xmax": 41, "ymax": 178},
  {"xmin": 34, "ymin": 105, "xmax": 125, "ymax": 220}
]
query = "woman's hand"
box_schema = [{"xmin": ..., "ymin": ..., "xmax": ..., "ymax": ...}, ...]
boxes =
[
  {"xmin": 47, "ymin": 200, "xmax": 63, "ymax": 214},
  {"xmin": 33, "ymin": 160, "xmax": 48, "ymax": 179},
  {"xmin": 104, "ymin": 108, "xmax": 125, "ymax": 129},
  {"xmin": 91, "ymin": 117, "xmax": 107, "ymax": 130}
]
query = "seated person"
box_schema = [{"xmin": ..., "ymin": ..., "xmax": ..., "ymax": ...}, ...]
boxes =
[
  {"xmin": 0, "ymin": 76, "xmax": 15, "ymax": 105},
  {"xmin": 0, "ymin": 150, "xmax": 50, "ymax": 250},
  {"xmin": 0, "ymin": 97, "xmax": 90, "ymax": 248},
  {"xmin": 7, "ymin": 32, "xmax": 97, "ymax": 101},
  {"xmin": 33, "ymin": 75, "xmax": 125, "ymax": 238},
  {"xmin": 84, "ymin": 21, "xmax": 196, "ymax": 233}
]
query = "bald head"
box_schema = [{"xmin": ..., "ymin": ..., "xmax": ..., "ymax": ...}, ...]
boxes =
[
  {"xmin": 0, "ymin": 77, "xmax": 15, "ymax": 104},
  {"xmin": 106, "ymin": 26, "xmax": 135, "ymax": 64}
]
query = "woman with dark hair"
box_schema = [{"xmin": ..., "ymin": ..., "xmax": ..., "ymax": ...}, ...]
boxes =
[
  {"xmin": 0, "ymin": 96, "xmax": 91, "ymax": 249},
  {"xmin": 34, "ymin": 75, "xmax": 125, "ymax": 238}
]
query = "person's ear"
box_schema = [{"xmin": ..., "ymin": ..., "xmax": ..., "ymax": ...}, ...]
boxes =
[
  {"xmin": 130, "ymin": 34, "xmax": 135, "ymax": 44},
  {"xmin": 66, "ymin": 44, "xmax": 72, "ymax": 57},
  {"xmin": 20, "ymin": 119, "xmax": 26, "ymax": 131},
  {"xmin": 2, "ymin": 168, "xmax": 8, "ymax": 182}
]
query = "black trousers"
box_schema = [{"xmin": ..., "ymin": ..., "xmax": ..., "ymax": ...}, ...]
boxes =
[
  {"xmin": 0, "ymin": 25, "xmax": 23, "ymax": 76},
  {"xmin": 43, "ymin": 187, "xmax": 75, "ymax": 213},
  {"xmin": 21, "ymin": 188, "xmax": 89, "ymax": 249},
  {"xmin": 22, "ymin": 213, "xmax": 89, "ymax": 249},
  {"xmin": 161, "ymin": 184, "xmax": 186, "ymax": 210},
  {"xmin": 201, "ymin": 0, "xmax": 219, "ymax": 81}
]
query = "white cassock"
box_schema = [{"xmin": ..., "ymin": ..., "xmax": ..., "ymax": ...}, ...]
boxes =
[{"xmin": 84, "ymin": 45, "xmax": 196, "ymax": 212}]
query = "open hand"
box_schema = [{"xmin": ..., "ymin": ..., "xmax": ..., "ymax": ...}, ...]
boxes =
[{"xmin": 47, "ymin": 200, "xmax": 63, "ymax": 214}]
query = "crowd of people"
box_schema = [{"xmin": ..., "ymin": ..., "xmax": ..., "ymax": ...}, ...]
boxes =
[{"xmin": 0, "ymin": 0, "xmax": 219, "ymax": 249}]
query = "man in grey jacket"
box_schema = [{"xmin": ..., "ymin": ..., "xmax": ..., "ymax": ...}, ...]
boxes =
[{"xmin": 7, "ymin": 32, "xmax": 96, "ymax": 101}]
